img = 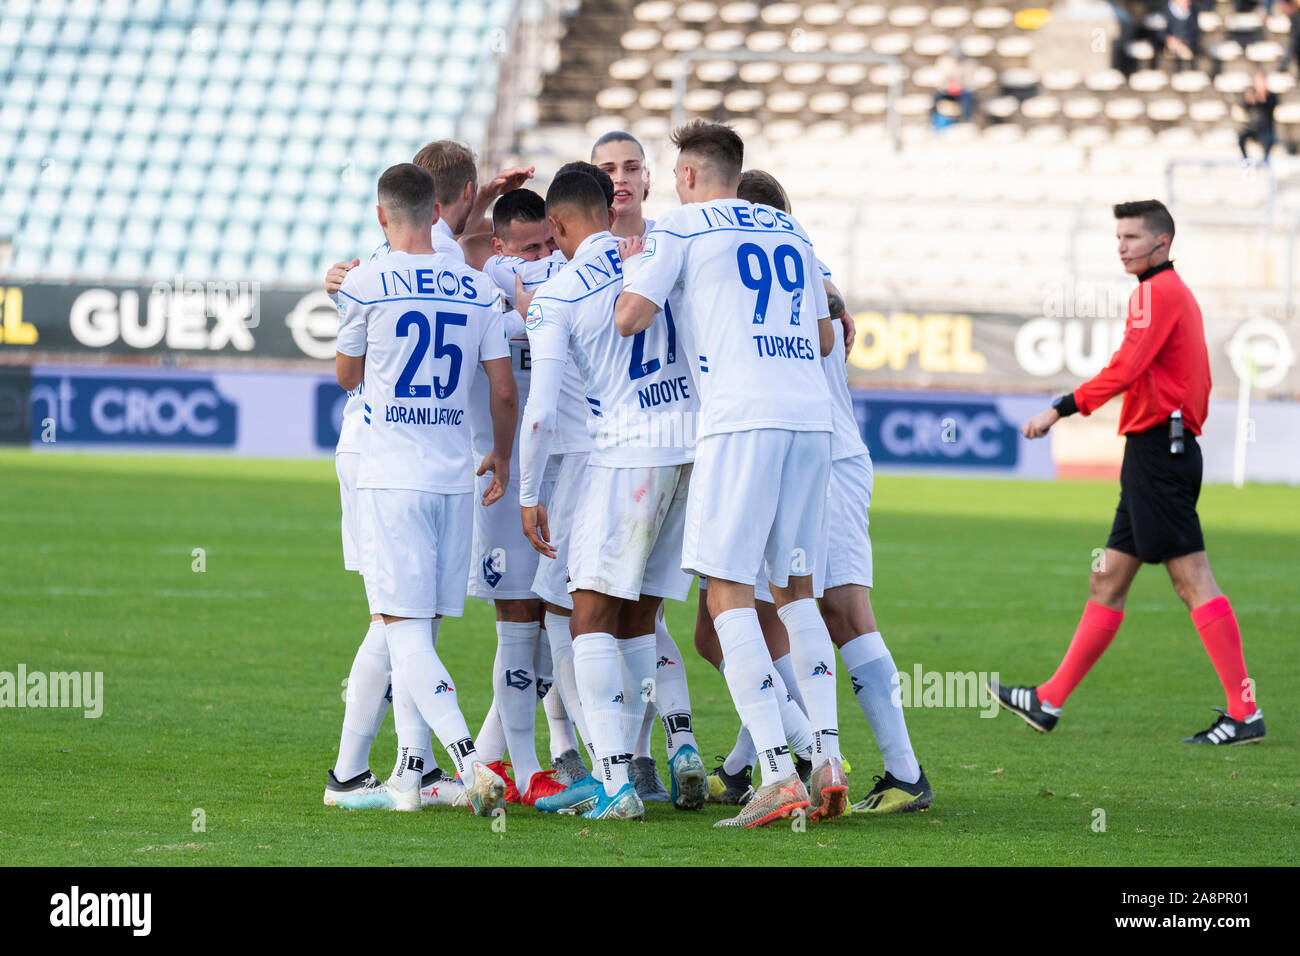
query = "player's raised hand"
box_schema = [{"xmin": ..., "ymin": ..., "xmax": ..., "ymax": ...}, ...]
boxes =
[
  {"xmin": 477, "ymin": 452, "xmax": 510, "ymax": 505},
  {"xmin": 514, "ymin": 273, "xmax": 534, "ymax": 318},
  {"xmin": 618, "ymin": 235, "xmax": 645, "ymax": 261},
  {"xmin": 521, "ymin": 503, "xmax": 556, "ymax": 559},
  {"xmin": 486, "ymin": 165, "xmax": 536, "ymax": 199},
  {"xmin": 1022, "ymin": 408, "xmax": 1060, "ymax": 439},
  {"xmin": 325, "ymin": 258, "xmax": 359, "ymax": 294}
]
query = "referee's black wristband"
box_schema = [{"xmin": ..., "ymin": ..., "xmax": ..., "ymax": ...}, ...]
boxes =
[{"xmin": 1051, "ymin": 393, "xmax": 1079, "ymax": 417}]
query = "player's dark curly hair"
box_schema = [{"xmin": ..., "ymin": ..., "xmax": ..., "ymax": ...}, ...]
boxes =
[
  {"xmin": 492, "ymin": 188, "xmax": 546, "ymax": 237},
  {"xmin": 555, "ymin": 161, "xmax": 615, "ymax": 209}
]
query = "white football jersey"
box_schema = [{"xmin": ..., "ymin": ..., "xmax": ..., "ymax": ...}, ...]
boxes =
[
  {"xmin": 526, "ymin": 231, "xmax": 696, "ymax": 468},
  {"xmin": 482, "ymin": 249, "xmax": 591, "ymax": 456},
  {"xmin": 336, "ymin": 251, "xmax": 509, "ymax": 493},
  {"xmin": 816, "ymin": 259, "xmax": 869, "ymax": 461},
  {"xmin": 334, "ymin": 219, "xmax": 467, "ymax": 454},
  {"xmin": 623, "ymin": 200, "xmax": 832, "ymax": 439}
]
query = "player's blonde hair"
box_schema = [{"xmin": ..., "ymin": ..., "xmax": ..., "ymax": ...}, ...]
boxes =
[{"xmin": 412, "ymin": 140, "xmax": 478, "ymax": 204}]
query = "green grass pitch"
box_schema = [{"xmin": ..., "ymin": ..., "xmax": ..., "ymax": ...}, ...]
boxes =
[{"xmin": 1, "ymin": 449, "xmax": 1295, "ymax": 866}]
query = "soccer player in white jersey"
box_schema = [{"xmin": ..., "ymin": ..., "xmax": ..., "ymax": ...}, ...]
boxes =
[
  {"xmin": 514, "ymin": 170, "xmax": 699, "ymax": 820},
  {"xmin": 331, "ymin": 163, "xmax": 515, "ymax": 815},
  {"xmin": 616, "ymin": 121, "xmax": 846, "ymax": 827},
  {"xmin": 463, "ymin": 188, "xmax": 582, "ymax": 806},
  {"xmin": 592, "ymin": 131, "xmax": 702, "ymax": 805},
  {"xmin": 506, "ymin": 163, "xmax": 610, "ymax": 793},
  {"xmin": 322, "ymin": 143, "xmax": 529, "ymax": 803},
  {"xmin": 735, "ymin": 170, "xmax": 932, "ymax": 813}
]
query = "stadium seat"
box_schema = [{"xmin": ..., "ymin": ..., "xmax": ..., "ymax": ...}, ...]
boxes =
[
  {"xmin": 846, "ymin": 5, "xmax": 886, "ymax": 28},
  {"xmin": 760, "ymin": 2, "xmax": 802, "ymax": 25},
  {"xmin": 719, "ymin": 2, "xmax": 759, "ymax": 24}
]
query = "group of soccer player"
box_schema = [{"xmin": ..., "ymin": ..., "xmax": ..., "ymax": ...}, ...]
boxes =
[{"xmin": 320, "ymin": 123, "xmax": 932, "ymax": 826}]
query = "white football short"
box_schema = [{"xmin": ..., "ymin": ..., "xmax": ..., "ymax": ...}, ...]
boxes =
[
  {"xmin": 823, "ymin": 452, "xmax": 874, "ymax": 590},
  {"xmin": 357, "ymin": 488, "xmax": 473, "ymax": 619},
  {"xmin": 682, "ymin": 429, "xmax": 831, "ymax": 588},
  {"xmin": 467, "ymin": 459, "xmax": 560, "ymax": 601},
  {"xmin": 531, "ymin": 452, "xmax": 589, "ymax": 610},
  {"xmin": 568, "ymin": 462, "xmax": 693, "ymax": 602},
  {"xmin": 753, "ymin": 452, "xmax": 875, "ymax": 601},
  {"xmin": 336, "ymin": 451, "xmax": 361, "ymax": 572}
]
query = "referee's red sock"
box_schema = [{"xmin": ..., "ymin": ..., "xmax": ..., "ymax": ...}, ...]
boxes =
[
  {"xmin": 1192, "ymin": 595, "xmax": 1256, "ymax": 721},
  {"xmin": 1037, "ymin": 600, "xmax": 1125, "ymax": 709}
]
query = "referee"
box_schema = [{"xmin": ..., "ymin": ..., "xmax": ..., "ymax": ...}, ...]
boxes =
[{"xmin": 992, "ymin": 200, "xmax": 1264, "ymax": 746}]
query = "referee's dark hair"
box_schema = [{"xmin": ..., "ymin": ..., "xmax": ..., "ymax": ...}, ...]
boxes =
[
  {"xmin": 556, "ymin": 161, "xmax": 615, "ymax": 209},
  {"xmin": 492, "ymin": 188, "xmax": 546, "ymax": 237},
  {"xmin": 378, "ymin": 163, "xmax": 436, "ymax": 225},
  {"xmin": 1113, "ymin": 199, "xmax": 1175, "ymax": 242},
  {"xmin": 545, "ymin": 170, "xmax": 609, "ymax": 219}
]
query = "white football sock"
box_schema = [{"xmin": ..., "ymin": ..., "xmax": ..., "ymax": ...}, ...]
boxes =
[
  {"xmin": 543, "ymin": 684, "xmax": 578, "ymax": 758},
  {"xmin": 536, "ymin": 630, "xmax": 578, "ymax": 758},
  {"xmin": 635, "ymin": 705, "xmax": 656, "ymax": 758},
  {"xmin": 475, "ymin": 647, "xmax": 507, "ymax": 764},
  {"xmin": 497, "ymin": 620, "xmax": 543, "ymax": 792},
  {"xmin": 386, "ymin": 617, "xmax": 479, "ymax": 781},
  {"xmin": 652, "ymin": 616, "xmax": 697, "ymax": 759},
  {"xmin": 616, "ymin": 633, "xmax": 656, "ymax": 754},
  {"xmin": 725, "ymin": 665, "xmax": 812, "ymax": 773},
  {"xmin": 778, "ymin": 598, "xmax": 841, "ymax": 762},
  {"xmin": 771, "ymin": 654, "xmax": 814, "ymax": 760},
  {"xmin": 714, "ymin": 608, "xmax": 795, "ymax": 786},
  {"xmin": 724, "ymin": 724, "xmax": 758, "ymax": 776},
  {"xmin": 334, "ymin": 619, "xmax": 392, "ymax": 781},
  {"xmin": 388, "ymin": 623, "xmax": 434, "ymax": 784},
  {"xmin": 545, "ymin": 611, "xmax": 595, "ymax": 761},
  {"xmin": 573, "ymin": 631, "xmax": 630, "ymax": 797},
  {"xmin": 840, "ymin": 632, "xmax": 921, "ymax": 784}
]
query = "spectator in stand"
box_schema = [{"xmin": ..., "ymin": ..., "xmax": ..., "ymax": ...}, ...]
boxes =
[
  {"xmin": 1278, "ymin": 0, "xmax": 1300, "ymax": 77},
  {"xmin": 930, "ymin": 55, "xmax": 976, "ymax": 129},
  {"xmin": 1238, "ymin": 70, "xmax": 1279, "ymax": 162},
  {"xmin": 1162, "ymin": 0, "xmax": 1201, "ymax": 71}
]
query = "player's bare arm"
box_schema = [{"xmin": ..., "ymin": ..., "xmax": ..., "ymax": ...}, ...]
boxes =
[
  {"xmin": 817, "ymin": 314, "xmax": 834, "ymax": 357},
  {"xmin": 825, "ymin": 278, "xmax": 854, "ymax": 354},
  {"xmin": 1022, "ymin": 407, "xmax": 1060, "ymax": 439},
  {"xmin": 520, "ymin": 501, "xmax": 556, "ymax": 560},
  {"xmin": 336, "ymin": 351, "xmax": 364, "ymax": 392},
  {"xmin": 464, "ymin": 165, "xmax": 537, "ymax": 235},
  {"xmin": 478, "ymin": 355, "xmax": 517, "ymax": 506},
  {"xmin": 614, "ymin": 291, "xmax": 657, "ymax": 337},
  {"xmin": 325, "ymin": 258, "xmax": 360, "ymax": 295}
]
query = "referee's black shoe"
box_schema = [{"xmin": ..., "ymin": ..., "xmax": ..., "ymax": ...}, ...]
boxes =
[
  {"xmin": 1181, "ymin": 707, "xmax": 1266, "ymax": 745},
  {"xmin": 989, "ymin": 681, "xmax": 1061, "ymax": 733}
]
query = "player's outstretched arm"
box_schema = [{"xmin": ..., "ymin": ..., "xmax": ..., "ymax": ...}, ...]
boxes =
[
  {"xmin": 463, "ymin": 165, "xmax": 536, "ymax": 237},
  {"xmin": 478, "ymin": 356, "xmax": 517, "ymax": 505}
]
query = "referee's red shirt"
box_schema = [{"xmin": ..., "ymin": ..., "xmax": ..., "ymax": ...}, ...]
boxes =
[{"xmin": 1072, "ymin": 262, "xmax": 1211, "ymax": 435}]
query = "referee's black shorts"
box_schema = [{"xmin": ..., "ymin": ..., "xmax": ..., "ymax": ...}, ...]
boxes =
[{"xmin": 1106, "ymin": 423, "xmax": 1205, "ymax": 564}]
